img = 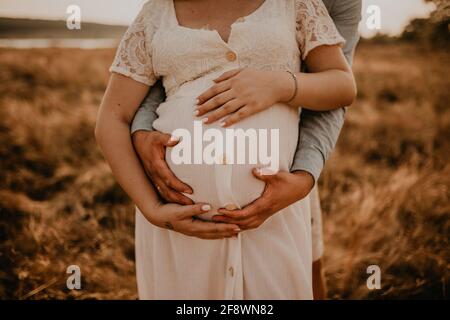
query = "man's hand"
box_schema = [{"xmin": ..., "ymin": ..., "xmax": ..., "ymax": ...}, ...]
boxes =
[
  {"xmin": 132, "ymin": 130, "xmax": 194, "ymax": 205},
  {"xmin": 212, "ymin": 169, "xmax": 315, "ymax": 230}
]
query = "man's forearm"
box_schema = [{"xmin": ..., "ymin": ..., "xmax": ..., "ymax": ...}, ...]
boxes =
[
  {"xmin": 291, "ymin": 108, "xmax": 345, "ymax": 180},
  {"xmin": 130, "ymin": 79, "xmax": 165, "ymax": 134},
  {"xmin": 291, "ymin": 0, "xmax": 362, "ymax": 181}
]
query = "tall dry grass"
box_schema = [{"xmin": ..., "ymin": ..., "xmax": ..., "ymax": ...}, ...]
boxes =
[{"xmin": 0, "ymin": 42, "xmax": 448, "ymax": 299}]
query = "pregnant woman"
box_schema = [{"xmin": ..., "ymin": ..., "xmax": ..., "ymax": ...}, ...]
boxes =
[{"xmin": 96, "ymin": 0, "xmax": 356, "ymax": 299}]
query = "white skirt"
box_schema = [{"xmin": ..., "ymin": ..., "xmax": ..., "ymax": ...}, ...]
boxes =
[{"xmin": 135, "ymin": 196, "xmax": 314, "ymax": 299}]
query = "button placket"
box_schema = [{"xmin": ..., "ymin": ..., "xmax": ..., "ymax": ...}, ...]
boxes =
[
  {"xmin": 228, "ymin": 266, "xmax": 234, "ymax": 277},
  {"xmin": 214, "ymin": 153, "xmax": 240, "ymax": 210},
  {"xmin": 224, "ymin": 234, "xmax": 242, "ymax": 299}
]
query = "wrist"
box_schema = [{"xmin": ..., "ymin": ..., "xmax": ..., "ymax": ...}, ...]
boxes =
[
  {"xmin": 132, "ymin": 130, "xmax": 160, "ymax": 155},
  {"xmin": 275, "ymin": 70, "xmax": 297, "ymax": 103},
  {"xmin": 144, "ymin": 200, "xmax": 163, "ymax": 225},
  {"xmin": 132, "ymin": 129, "xmax": 148, "ymax": 145},
  {"xmin": 292, "ymin": 170, "xmax": 315, "ymax": 192}
]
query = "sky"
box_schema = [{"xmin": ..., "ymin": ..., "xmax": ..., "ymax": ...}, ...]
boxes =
[{"xmin": 0, "ymin": 0, "xmax": 436, "ymax": 37}]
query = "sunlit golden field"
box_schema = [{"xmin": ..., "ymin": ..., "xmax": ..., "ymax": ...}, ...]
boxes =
[{"xmin": 0, "ymin": 42, "xmax": 448, "ymax": 299}]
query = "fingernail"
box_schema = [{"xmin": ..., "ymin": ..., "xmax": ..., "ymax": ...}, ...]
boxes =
[
  {"xmin": 260, "ymin": 167, "xmax": 277, "ymax": 175},
  {"xmin": 193, "ymin": 110, "xmax": 199, "ymax": 116},
  {"xmin": 201, "ymin": 204, "xmax": 211, "ymax": 211},
  {"xmin": 219, "ymin": 121, "xmax": 226, "ymax": 127},
  {"xmin": 234, "ymin": 228, "xmax": 241, "ymax": 232},
  {"xmin": 196, "ymin": 99, "xmax": 200, "ymax": 105},
  {"xmin": 169, "ymin": 135, "xmax": 180, "ymax": 142},
  {"xmin": 202, "ymin": 118, "xmax": 209, "ymax": 123},
  {"xmin": 184, "ymin": 188, "xmax": 193, "ymax": 194}
]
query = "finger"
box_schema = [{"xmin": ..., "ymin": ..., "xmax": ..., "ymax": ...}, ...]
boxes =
[
  {"xmin": 195, "ymin": 232, "xmax": 235, "ymax": 240},
  {"xmin": 212, "ymin": 214, "xmax": 251, "ymax": 225},
  {"xmin": 151, "ymin": 176, "xmax": 190, "ymax": 205},
  {"xmin": 213, "ymin": 68, "xmax": 244, "ymax": 83},
  {"xmin": 195, "ymin": 88, "xmax": 234, "ymax": 117},
  {"xmin": 176, "ymin": 219, "xmax": 240, "ymax": 239},
  {"xmin": 164, "ymin": 188, "xmax": 194, "ymax": 205},
  {"xmin": 188, "ymin": 219, "xmax": 241, "ymax": 235},
  {"xmin": 177, "ymin": 203, "xmax": 213, "ymax": 219},
  {"xmin": 152, "ymin": 159, "xmax": 193, "ymax": 194},
  {"xmin": 150, "ymin": 174, "xmax": 192, "ymax": 205},
  {"xmin": 215, "ymin": 208, "xmax": 250, "ymax": 220},
  {"xmin": 212, "ymin": 215, "xmax": 261, "ymax": 231},
  {"xmin": 203, "ymin": 99, "xmax": 245, "ymax": 125},
  {"xmin": 200, "ymin": 232, "xmax": 238, "ymax": 240},
  {"xmin": 214, "ymin": 207, "xmax": 251, "ymax": 220},
  {"xmin": 151, "ymin": 177, "xmax": 171, "ymax": 201},
  {"xmin": 196, "ymin": 82, "xmax": 231, "ymax": 106},
  {"xmin": 252, "ymin": 167, "xmax": 278, "ymax": 181},
  {"xmin": 216, "ymin": 191, "xmax": 271, "ymax": 220},
  {"xmin": 220, "ymin": 106, "xmax": 252, "ymax": 127},
  {"xmin": 237, "ymin": 219, "xmax": 262, "ymax": 230},
  {"xmin": 190, "ymin": 226, "xmax": 239, "ymax": 239},
  {"xmin": 162, "ymin": 133, "xmax": 181, "ymax": 147}
]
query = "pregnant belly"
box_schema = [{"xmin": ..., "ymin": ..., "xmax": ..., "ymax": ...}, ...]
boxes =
[{"xmin": 153, "ymin": 95, "xmax": 299, "ymax": 221}]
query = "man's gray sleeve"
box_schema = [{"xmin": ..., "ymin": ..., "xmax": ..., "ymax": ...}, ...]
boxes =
[
  {"xmin": 130, "ymin": 79, "xmax": 165, "ymax": 134},
  {"xmin": 290, "ymin": 0, "xmax": 362, "ymax": 182}
]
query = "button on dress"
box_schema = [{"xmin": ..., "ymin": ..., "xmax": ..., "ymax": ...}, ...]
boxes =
[{"xmin": 110, "ymin": 0, "xmax": 344, "ymax": 299}]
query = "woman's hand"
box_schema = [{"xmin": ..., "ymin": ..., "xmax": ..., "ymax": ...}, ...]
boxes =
[
  {"xmin": 146, "ymin": 202, "xmax": 241, "ymax": 240},
  {"xmin": 195, "ymin": 68, "xmax": 293, "ymax": 127},
  {"xmin": 212, "ymin": 168, "xmax": 314, "ymax": 230},
  {"xmin": 195, "ymin": 45, "xmax": 356, "ymax": 126}
]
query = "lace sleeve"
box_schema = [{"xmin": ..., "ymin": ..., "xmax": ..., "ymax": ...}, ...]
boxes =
[
  {"xmin": 295, "ymin": 0, "xmax": 346, "ymax": 60},
  {"xmin": 109, "ymin": 1, "xmax": 158, "ymax": 86}
]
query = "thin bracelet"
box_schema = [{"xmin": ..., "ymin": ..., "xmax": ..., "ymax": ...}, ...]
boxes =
[{"xmin": 285, "ymin": 70, "xmax": 298, "ymax": 103}]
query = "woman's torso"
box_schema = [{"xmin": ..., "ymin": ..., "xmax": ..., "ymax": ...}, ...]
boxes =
[{"xmin": 150, "ymin": 0, "xmax": 302, "ymax": 219}]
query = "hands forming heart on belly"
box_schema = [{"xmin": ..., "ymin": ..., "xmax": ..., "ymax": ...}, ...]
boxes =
[
  {"xmin": 133, "ymin": 128, "xmax": 314, "ymax": 234},
  {"xmin": 132, "ymin": 66, "xmax": 305, "ymax": 237}
]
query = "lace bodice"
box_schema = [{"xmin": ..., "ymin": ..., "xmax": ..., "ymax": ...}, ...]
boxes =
[{"xmin": 110, "ymin": 0, "xmax": 345, "ymax": 97}]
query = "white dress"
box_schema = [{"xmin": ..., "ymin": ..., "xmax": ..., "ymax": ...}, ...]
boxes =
[{"xmin": 110, "ymin": 0, "xmax": 344, "ymax": 299}]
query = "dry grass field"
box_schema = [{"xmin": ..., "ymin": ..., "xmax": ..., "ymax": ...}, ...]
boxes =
[{"xmin": 0, "ymin": 42, "xmax": 448, "ymax": 299}]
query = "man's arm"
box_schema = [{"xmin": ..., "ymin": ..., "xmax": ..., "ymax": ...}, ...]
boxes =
[
  {"xmin": 130, "ymin": 79, "xmax": 165, "ymax": 134},
  {"xmin": 290, "ymin": 0, "xmax": 362, "ymax": 182},
  {"xmin": 213, "ymin": 0, "xmax": 362, "ymax": 231},
  {"xmin": 130, "ymin": 0, "xmax": 362, "ymax": 206},
  {"xmin": 130, "ymin": 79, "xmax": 195, "ymax": 205}
]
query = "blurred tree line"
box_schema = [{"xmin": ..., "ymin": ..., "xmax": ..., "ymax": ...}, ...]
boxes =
[{"xmin": 401, "ymin": 0, "xmax": 449, "ymax": 47}]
